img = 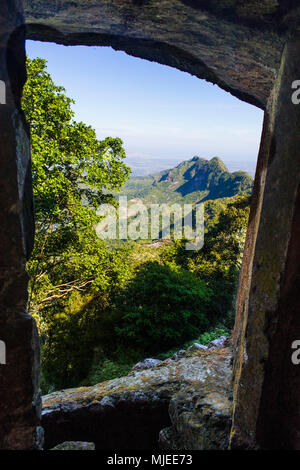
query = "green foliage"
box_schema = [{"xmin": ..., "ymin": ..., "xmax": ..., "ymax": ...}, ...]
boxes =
[
  {"xmin": 156, "ymin": 327, "xmax": 230, "ymax": 360},
  {"xmin": 120, "ymin": 156, "xmax": 253, "ymax": 205},
  {"xmin": 194, "ymin": 327, "xmax": 229, "ymax": 345},
  {"xmin": 24, "ymin": 57, "xmax": 251, "ymax": 393},
  {"xmin": 80, "ymin": 346, "xmax": 143, "ymax": 386},
  {"xmin": 23, "ymin": 58, "xmax": 130, "ymax": 292},
  {"xmin": 86, "ymin": 359, "xmax": 133, "ymax": 384},
  {"xmin": 36, "ymin": 247, "xmax": 133, "ymax": 392},
  {"xmin": 162, "ymin": 195, "xmax": 251, "ymax": 328},
  {"xmin": 114, "ymin": 261, "xmax": 212, "ymax": 353},
  {"xmin": 23, "ymin": 58, "xmax": 130, "ymax": 225},
  {"xmin": 23, "ymin": 57, "xmax": 131, "ymax": 390}
]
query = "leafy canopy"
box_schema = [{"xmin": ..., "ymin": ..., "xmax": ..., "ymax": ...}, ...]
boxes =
[
  {"xmin": 115, "ymin": 261, "xmax": 212, "ymax": 353},
  {"xmin": 22, "ymin": 57, "xmax": 251, "ymax": 392},
  {"xmin": 23, "ymin": 57, "xmax": 131, "ymax": 308},
  {"xmin": 23, "ymin": 58, "xmax": 132, "ymax": 389},
  {"xmin": 23, "ymin": 57, "xmax": 130, "ymax": 224}
]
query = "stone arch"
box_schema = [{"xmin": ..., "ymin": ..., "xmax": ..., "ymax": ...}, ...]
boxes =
[
  {"xmin": 0, "ymin": 0, "xmax": 299, "ymax": 449},
  {"xmin": 24, "ymin": 0, "xmax": 289, "ymax": 109}
]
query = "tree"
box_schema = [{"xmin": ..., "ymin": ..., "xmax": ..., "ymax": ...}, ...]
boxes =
[
  {"xmin": 23, "ymin": 57, "xmax": 131, "ymax": 390},
  {"xmin": 23, "ymin": 57, "xmax": 130, "ymax": 305},
  {"xmin": 115, "ymin": 261, "xmax": 212, "ymax": 353},
  {"xmin": 161, "ymin": 195, "xmax": 251, "ymax": 327}
]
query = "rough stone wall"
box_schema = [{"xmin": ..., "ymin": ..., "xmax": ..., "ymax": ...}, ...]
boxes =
[
  {"xmin": 0, "ymin": 0, "xmax": 298, "ymax": 450},
  {"xmin": 42, "ymin": 348, "xmax": 232, "ymax": 450},
  {"xmin": 231, "ymin": 36, "xmax": 300, "ymax": 450},
  {"xmin": 0, "ymin": 0, "xmax": 41, "ymax": 450},
  {"xmin": 24, "ymin": 0, "xmax": 294, "ymax": 109}
]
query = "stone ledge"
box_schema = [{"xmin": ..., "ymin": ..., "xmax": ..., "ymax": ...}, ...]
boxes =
[{"xmin": 42, "ymin": 347, "xmax": 232, "ymax": 450}]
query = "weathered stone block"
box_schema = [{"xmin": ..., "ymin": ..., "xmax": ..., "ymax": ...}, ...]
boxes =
[
  {"xmin": 0, "ymin": 0, "xmax": 40, "ymax": 450},
  {"xmin": 231, "ymin": 37, "xmax": 300, "ymax": 450}
]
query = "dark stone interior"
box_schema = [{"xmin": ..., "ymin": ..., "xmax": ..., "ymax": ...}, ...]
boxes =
[
  {"xmin": 43, "ymin": 400, "xmax": 171, "ymax": 450},
  {"xmin": 0, "ymin": 0, "xmax": 299, "ymax": 449}
]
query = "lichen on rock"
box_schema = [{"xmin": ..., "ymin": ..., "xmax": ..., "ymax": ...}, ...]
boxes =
[{"xmin": 42, "ymin": 346, "xmax": 232, "ymax": 450}]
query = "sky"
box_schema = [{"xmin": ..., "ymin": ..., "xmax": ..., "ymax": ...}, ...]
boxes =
[{"xmin": 26, "ymin": 40, "xmax": 264, "ymax": 176}]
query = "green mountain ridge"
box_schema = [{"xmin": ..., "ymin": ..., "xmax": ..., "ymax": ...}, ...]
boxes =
[{"xmin": 121, "ymin": 156, "xmax": 253, "ymax": 204}]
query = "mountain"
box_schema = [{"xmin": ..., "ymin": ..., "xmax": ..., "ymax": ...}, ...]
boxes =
[{"xmin": 121, "ymin": 156, "xmax": 253, "ymax": 205}]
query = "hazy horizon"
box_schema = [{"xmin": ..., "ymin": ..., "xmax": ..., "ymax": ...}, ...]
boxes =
[
  {"xmin": 125, "ymin": 155, "xmax": 256, "ymax": 178},
  {"xmin": 26, "ymin": 40, "xmax": 263, "ymax": 178}
]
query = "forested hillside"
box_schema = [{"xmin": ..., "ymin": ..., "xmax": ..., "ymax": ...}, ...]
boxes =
[
  {"xmin": 23, "ymin": 58, "xmax": 252, "ymax": 394},
  {"xmin": 122, "ymin": 156, "xmax": 253, "ymax": 204}
]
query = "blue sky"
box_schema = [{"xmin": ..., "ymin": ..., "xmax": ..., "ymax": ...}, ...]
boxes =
[{"xmin": 26, "ymin": 40, "xmax": 263, "ymax": 175}]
